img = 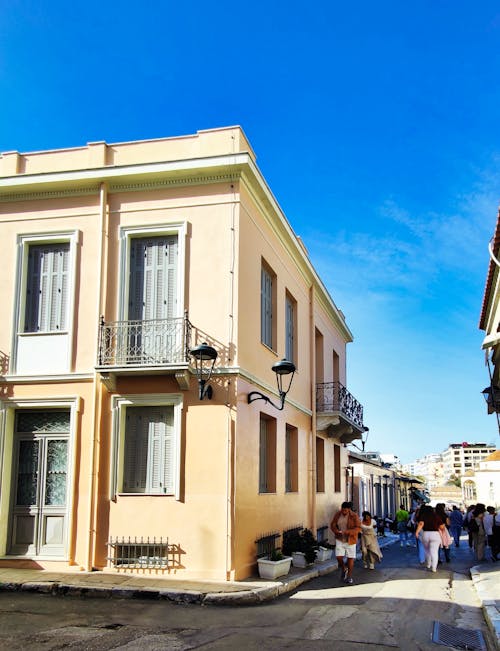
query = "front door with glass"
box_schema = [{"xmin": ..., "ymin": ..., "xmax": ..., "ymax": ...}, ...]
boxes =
[{"xmin": 9, "ymin": 411, "xmax": 70, "ymax": 558}]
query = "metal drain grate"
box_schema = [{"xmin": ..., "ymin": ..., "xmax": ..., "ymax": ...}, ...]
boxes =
[{"xmin": 432, "ymin": 621, "xmax": 487, "ymax": 650}]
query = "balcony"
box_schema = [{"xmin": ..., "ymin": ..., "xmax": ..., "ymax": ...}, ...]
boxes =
[
  {"xmin": 96, "ymin": 315, "xmax": 192, "ymax": 391},
  {"xmin": 316, "ymin": 381, "xmax": 366, "ymax": 444}
]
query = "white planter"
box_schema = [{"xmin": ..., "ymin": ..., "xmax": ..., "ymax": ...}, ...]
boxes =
[
  {"xmin": 291, "ymin": 551, "xmax": 311, "ymax": 568},
  {"xmin": 257, "ymin": 556, "xmax": 292, "ymax": 579},
  {"xmin": 315, "ymin": 547, "xmax": 333, "ymax": 562}
]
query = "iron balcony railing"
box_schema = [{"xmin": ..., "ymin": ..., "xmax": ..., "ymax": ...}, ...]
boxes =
[
  {"xmin": 98, "ymin": 315, "xmax": 192, "ymax": 367},
  {"xmin": 316, "ymin": 381, "xmax": 364, "ymax": 429}
]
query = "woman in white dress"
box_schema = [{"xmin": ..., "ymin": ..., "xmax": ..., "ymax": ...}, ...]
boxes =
[{"xmin": 360, "ymin": 511, "xmax": 383, "ymax": 569}]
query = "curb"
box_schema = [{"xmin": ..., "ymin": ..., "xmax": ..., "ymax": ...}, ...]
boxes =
[{"xmin": 470, "ymin": 566, "xmax": 500, "ymax": 650}]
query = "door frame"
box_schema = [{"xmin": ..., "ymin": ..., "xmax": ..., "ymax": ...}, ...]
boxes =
[{"xmin": 0, "ymin": 398, "xmax": 79, "ymax": 560}]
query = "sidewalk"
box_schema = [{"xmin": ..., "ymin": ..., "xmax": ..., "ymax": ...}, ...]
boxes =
[
  {"xmin": 0, "ymin": 535, "xmax": 498, "ymax": 647},
  {"xmin": 0, "ymin": 536, "xmax": 397, "ymax": 606}
]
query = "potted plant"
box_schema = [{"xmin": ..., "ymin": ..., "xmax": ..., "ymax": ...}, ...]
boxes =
[
  {"xmin": 283, "ymin": 528, "xmax": 317, "ymax": 568},
  {"xmin": 315, "ymin": 543, "xmax": 333, "ymax": 562},
  {"xmin": 257, "ymin": 548, "xmax": 292, "ymax": 579}
]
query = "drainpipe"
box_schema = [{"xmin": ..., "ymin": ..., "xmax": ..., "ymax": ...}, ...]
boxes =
[
  {"xmin": 309, "ymin": 285, "xmax": 317, "ymax": 536},
  {"xmin": 225, "ymin": 185, "xmax": 237, "ymax": 580},
  {"xmin": 86, "ymin": 181, "xmax": 109, "ymax": 570}
]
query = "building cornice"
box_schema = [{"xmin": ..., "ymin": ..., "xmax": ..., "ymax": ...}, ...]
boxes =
[{"xmin": 0, "ymin": 146, "xmax": 352, "ymax": 342}]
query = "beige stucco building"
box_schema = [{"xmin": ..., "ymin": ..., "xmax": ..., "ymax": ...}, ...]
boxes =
[{"xmin": 0, "ymin": 127, "xmax": 366, "ymax": 580}]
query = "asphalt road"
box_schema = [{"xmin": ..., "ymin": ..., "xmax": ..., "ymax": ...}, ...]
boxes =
[{"xmin": 0, "ymin": 541, "xmax": 494, "ymax": 650}]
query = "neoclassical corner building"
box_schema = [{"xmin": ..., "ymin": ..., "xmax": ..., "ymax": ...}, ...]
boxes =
[{"xmin": 0, "ymin": 127, "xmax": 367, "ymax": 580}]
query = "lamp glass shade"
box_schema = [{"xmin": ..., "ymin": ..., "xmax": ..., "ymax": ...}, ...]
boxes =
[
  {"xmin": 190, "ymin": 343, "xmax": 217, "ymax": 362},
  {"xmin": 272, "ymin": 359, "xmax": 296, "ymax": 376}
]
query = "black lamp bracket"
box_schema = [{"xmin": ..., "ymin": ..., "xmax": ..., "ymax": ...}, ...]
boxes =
[
  {"xmin": 198, "ymin": 379, "xmax": 213, "ymax": 401},
  {"xmin": 247, "ymin": 390, "xmax": 286, "ymax": 411}
]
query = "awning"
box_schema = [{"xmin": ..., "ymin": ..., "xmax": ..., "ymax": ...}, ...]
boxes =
[{"xmin": 412, "ymin": 489, "xmax": 430, "ymax": 503}]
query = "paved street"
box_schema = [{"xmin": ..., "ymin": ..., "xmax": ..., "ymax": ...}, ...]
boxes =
[{"xmin": 0, "ymin": 540, "xmax": 496, "ymax": 650}]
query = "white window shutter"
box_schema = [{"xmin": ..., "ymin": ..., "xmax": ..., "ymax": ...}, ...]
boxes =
[
  {"xmin": 25, "ymin": 244, "xmax": 69, "ymax": 333},
  {"xmin": 123, "ymin": 406, "xmax": 175, "ymax": 494},
  {"xmin": 259, "ymin": 418, "xmax": 268, "ymax": 493},
  {"xmin": 123, "ymin": 409, "xmax": 148, "ymax": 492},
  {"xmin": 285, "ymin": 296, "xmax": 294, "ymax": 363},
  {"xmin": 261, "ymin": 267, "xmax": 272, "ymax": 347}
]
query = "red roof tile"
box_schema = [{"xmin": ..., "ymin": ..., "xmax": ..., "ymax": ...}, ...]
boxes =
[{"xmin": 479, "ymin": 207, "xmax": 500, "ymax": 330}]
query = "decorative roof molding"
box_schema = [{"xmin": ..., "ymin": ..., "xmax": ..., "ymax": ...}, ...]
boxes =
[
  {"xmin": 0, "ymin": 173, "xmax": 241, "ymax": 203},
  {"xmin": 0, "ymin": 185, "xmax": 101, "ymax": 203},
  {"xmin": 108, "ymin": 172, "xmax": 240, "ymax": 194}
]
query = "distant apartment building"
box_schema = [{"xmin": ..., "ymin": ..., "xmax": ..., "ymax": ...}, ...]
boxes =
[
  {"xmin": 413, "ymin": 453, "xmax": 444, "ymax": 491},
  {"xmin": 442, "ymin": 443, "xmax": 497, "ymax": 480},
  {"xmin": 401, "ymin": 462, "xmax": 416, "ymax": 476}
]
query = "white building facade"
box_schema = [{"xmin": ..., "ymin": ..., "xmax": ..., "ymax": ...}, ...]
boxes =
[{"xmin": 442, "ymin": 443, "xmax": 497, "ymax": 480}]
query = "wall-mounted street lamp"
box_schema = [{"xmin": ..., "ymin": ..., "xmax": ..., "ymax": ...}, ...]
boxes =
[
  {"xmin": 247, "ymin": 359, "xmax": 296, "ymax": 411},
  {"xmin": 190, "ymin": 342, "xmax": 218, "ymax": 400}
]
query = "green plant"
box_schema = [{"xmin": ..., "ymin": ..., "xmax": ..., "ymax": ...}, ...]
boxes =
[
  {"xmin": 269, "ymin": 549, "xmax": 284, "ymax": 561},
  {"xmin": 300, "ymin": 528, "xmax": 318, "ymax": 564},
  {"xmin": 282, "ymin": 527, "xmax": 317, "ymax": 564},
  {"xmin": 282, "ymin": 528, "xmax": 302, "ymax": 557}
]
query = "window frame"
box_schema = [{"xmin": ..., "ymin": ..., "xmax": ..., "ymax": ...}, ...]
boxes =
[
  {"xmin": 259, "ymin": 414, "xmax": 276, "ymax": 494},
  {"xmin": 285, "ymin": 424, "xmax": 298, "ymax": 493},
  {"xmin": 316, "ymin": 436, "xmax": 325, "ymax": 492},
  {"xmin": 285, "ymin": 291, "xmax": 297, "ymax": 365},
  {"xmin": 260, "ymin": 259, "xmax": 276, "ymax": 351},
  {"xmin": 110, "ymin": 393, "xmax": 183, "ymax": 500},
  {"xmin": 118, "ymin": 223, "xmax": 187, "ymax": 321},
  {"xmin": 12, "ymin": 231, "xmax": 80, "ymax": 373}
]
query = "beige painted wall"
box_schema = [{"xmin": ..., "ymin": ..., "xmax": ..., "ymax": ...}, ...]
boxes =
[{"xmin": 0, "ymin": 128, "xmax": 356, "ymax": 580}]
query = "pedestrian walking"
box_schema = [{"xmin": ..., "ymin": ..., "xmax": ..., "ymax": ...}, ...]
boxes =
[
  {"xmin": 449, "ymin": 506, "xmax": 463, "ymax": 548},
  {"xmin": 464, "ymin": 504, "xmax": 476, "ymax": 549},
  {"xmin": 470, "ymin": 503, "xmax": 486, "ymax": 562},
  {"xmin": 435, "ymin": 503, "xmax": 451, "ymax": 563},
  {"xmin": 415, "ymin": 505, "xmax": 445, "ymax": 572},
  {"xmin": 395, "ymin": 504, "xmax": 410, "ymax": 547},
  {"xmin": 330, "ymin": 501, "xmax": 361, "ymax": 585},
  {"xmin": 360, "ymin": 511, "xmax": 383, "ymax": 569},
  {"xmin": 411, "ymin": 506, "xmax": 426, "ymax": 565},
  {"xmin": 492, "ymin": 509, "xmax": 500, "ymax": 561},
  {"xmin": 483, "ymin": 506, "xmax": 496, "ymax": 561}
]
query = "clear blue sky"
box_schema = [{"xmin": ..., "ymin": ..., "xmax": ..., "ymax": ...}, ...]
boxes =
[{"xmin": 1, "ymin": 1, "xmax": 499, "ymax": 463}]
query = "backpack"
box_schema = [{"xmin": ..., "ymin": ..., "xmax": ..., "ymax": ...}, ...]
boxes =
[{"xmin": 468, "ymin": 518, "xmax": 479, "ymax": 533}]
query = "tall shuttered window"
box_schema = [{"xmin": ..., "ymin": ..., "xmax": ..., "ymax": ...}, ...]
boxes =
[
  {"xmin": 261, "ymin": 262, "xmax": 275, "ymax": 349},
  {"xmin": 24, "ymin": 243, "xmax": 70, "ymax": 332},
  {"xmin": 334, "ymin": 444, "xmax": 341, "ymax": 492},
  {"xmin": 316, "ymin": 437, "xmax": 325, "ymax": 492},
  {"xmin": 123, "ymin": 406, "xmax": 174, "ymax": 494},
  {"xmin": 128, "ymin": 236, "xmax": 178, "ymax": 321},
  {"xmin": 259, "ymin": 415, "xmax": 276, "ymax": 493},
  {"xmin": 285, "ymin": 424, "xmax": 298, "ymax": 493},
  {"xmin": 285, "ymin": 292, "xmax": 296, "ymax": 364}
]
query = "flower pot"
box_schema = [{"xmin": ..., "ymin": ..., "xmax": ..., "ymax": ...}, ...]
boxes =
[
  {"xmin": 257, "ymin": 556, "xmax": 292, "ymax": 579},
  {"xmin": 291, "ymin": 551, "xmax": 310, "ymax": 568},
  {"xmin": 315, "ymin": 547, "xmax": 332, "ymax": 562}
]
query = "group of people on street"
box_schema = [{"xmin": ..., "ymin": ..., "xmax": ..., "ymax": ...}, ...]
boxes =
[{"xmin": 329, "ymin": 500, "xmax": 500, "ymax": 585}]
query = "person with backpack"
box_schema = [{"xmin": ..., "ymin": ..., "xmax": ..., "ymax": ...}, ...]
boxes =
[
  {"xmin": 463, "ymin": 504, "xmax": 476, "ymax": 549},
  {"xmin": 469, "ymin": 503, "xmax": 486, "ymax": 561},
  {"xmin": 484, "ymin": 506, "xmax": 497, "ymax": 561},
  {"xmin": 449, "ymin": 506, "xmax": 464, "ymax": 548}
]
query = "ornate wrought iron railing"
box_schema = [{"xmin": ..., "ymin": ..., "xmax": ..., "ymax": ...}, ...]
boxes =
[
  {"xmin": 316, "ymin": 381, "xmax": 364, "ymax": 429},
  {"xmin": 98, "ymin": 315, "xmax": 192, "ymax": 367}
]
